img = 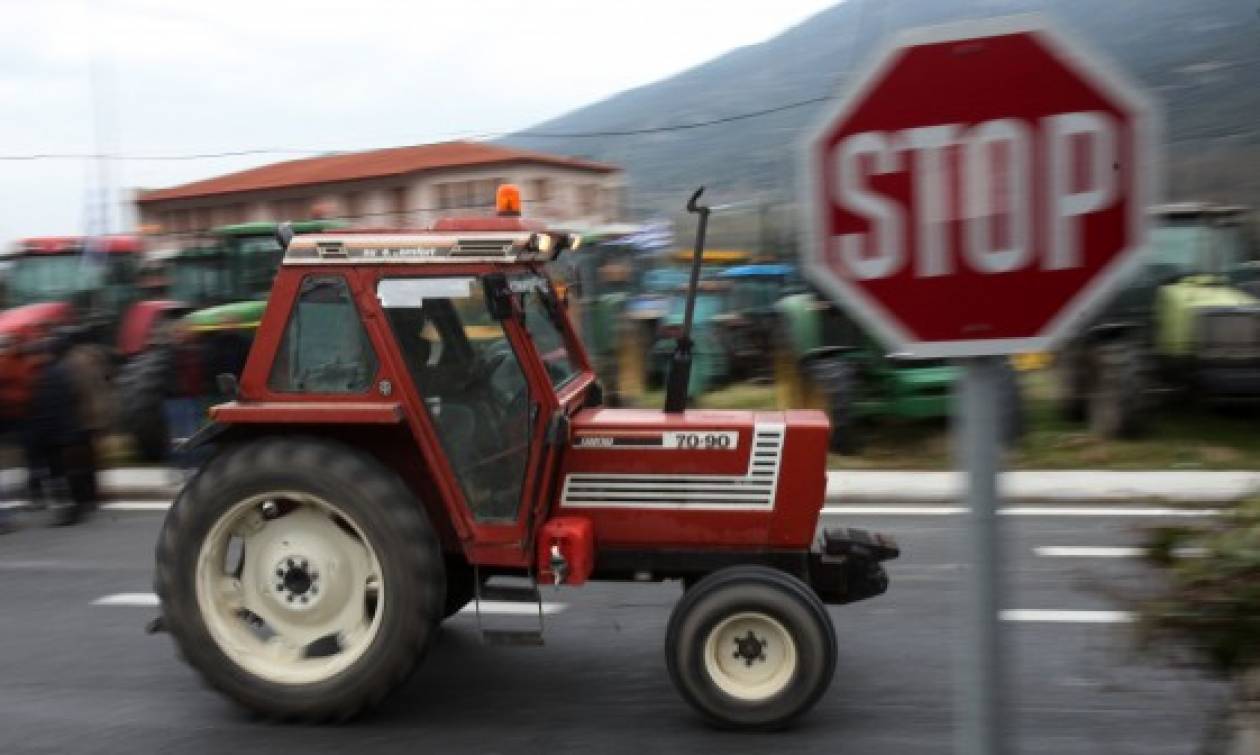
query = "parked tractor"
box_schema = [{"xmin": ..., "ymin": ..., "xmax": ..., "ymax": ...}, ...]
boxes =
[
  {"xmin": 152, "ymin": 186, "xmax": 898, "ymax": 729},
  {"xmin": 1056, "ymin": 203, "xmax": 1260, "ymax": 438},
  {"xmin": 713, "ymin": 263, "xmax": 802, "ymax": 383},
  {"xmin": 774, "ymin": 291, "xmax": 1022, "ymax": 454},
  {"xmin": 118, "ymin": 220, "xmax": 344, "ymax": 460},
  {"xmin": 0, "ymin": 236, "xmax": 164, "ymax": 431}
]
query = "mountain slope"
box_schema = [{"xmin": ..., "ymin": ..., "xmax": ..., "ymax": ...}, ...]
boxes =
[{"xmin": 505, "ymin": 0, "xmax": 1260, "ymax": 218}]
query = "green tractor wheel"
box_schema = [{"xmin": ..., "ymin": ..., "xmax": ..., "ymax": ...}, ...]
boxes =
[
  {"xmin": 1088, "ymin": 339, "xmax": 1147, "ymax": 439},
  {"xmin": 803, "ymin": 355, "xmax": 861, "ymax": 455},
  {"xmin": 118, "ymin": 345, "xmax": 175, "ymax": 462},
  {"xmin": 996, "ymin": 361, "xmax": 1026, "ymax": 448}
]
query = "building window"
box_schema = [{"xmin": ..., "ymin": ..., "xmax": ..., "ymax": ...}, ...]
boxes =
[
  {"xmin": 344, "ymin": 192, "xmax": 362, "ymax": 221},
  {"xmin": 579, "ymin": 184, "xmax": 599, "ymax": 216},
  {"xmin": 530, "ymin": 178, "xmax": 552, "ymax": 203},
  {"xmin": 391, "ymin": 186, "xmax": 409, "ymax": 224}
]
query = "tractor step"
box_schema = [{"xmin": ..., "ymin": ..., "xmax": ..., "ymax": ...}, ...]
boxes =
[
  {"xmin": 474, "ymin": 573, "xmax": 545, "ymax": 646},
  {"xmin": 477, "ymin": 583, "xmax": 543, "ymax": 604}
]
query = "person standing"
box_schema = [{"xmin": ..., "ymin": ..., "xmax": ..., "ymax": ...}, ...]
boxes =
[{"xmin": 23, "ymin": 334, "xmax": 93, "ymax": 525}]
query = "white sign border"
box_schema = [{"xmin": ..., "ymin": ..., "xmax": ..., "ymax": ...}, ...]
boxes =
[{"xmin": 799, "ymin": 13, "xmax": 1161, "ymax": 359}]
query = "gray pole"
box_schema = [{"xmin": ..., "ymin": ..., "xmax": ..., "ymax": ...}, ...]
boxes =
[{"xmin": 954, "ymin": 355, "xmax": 1009, "ymax": 754}]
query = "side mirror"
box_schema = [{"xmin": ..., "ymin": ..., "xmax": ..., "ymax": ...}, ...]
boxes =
[{"xmin": 482, "ymin": 273, "xmax": 514, "ymax": 320}]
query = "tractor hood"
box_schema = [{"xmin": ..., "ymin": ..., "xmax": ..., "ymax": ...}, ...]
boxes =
[
  {"xmin": 0, "ymin": 301, "xmax": 72, "ymax": 337},
  {"xmin": 557, "ymin": 408, "xmax": 831, "ymax": 551},
  {"xmin": 181, "ymin": 299, "xmax": 268, "ymax": 333},
  {"xmin": 1154, "ymin": 278, "xmax": 1254, "ymax": 357},
  {"xmin": 1157, "ymin": 277, "xmax": 1260, "ymax": 357}
]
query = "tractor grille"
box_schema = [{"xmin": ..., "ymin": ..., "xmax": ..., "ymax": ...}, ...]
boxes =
[
  {"xmin": 450, "ymin": 238, "xmax": 515, "ymax": 257},
  {"xmin": 559, "ymin": 424, "xmax": 785, "ymax": 510},
  {"xmin": 1197, "ymin": 309, "xmax": 1260, "ymax": 361}
]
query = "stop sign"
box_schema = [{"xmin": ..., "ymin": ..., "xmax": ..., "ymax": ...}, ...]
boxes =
[{"xmin": 802, "ymin": 16, "xmax": 1155, "ymax": 357}]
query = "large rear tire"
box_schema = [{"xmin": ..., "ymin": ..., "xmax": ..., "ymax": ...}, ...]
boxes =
[
  {"xmin": 117, "ymin": 346, "xmax": 174, "ymax": 462},
  {"xmin": 665, "ymin": 566, "xmax": 837, "ymax": 730},
  {"xmin": 1088, "ymin": 339, "xmax": 1147, "ymax": 439},
  {"xmin": 154, "ymin": 436, "xmax": 444, "ymax": 722},
  {"xmin": 805, "ymin": 356, "xmax": 861, "ymax": 455}
]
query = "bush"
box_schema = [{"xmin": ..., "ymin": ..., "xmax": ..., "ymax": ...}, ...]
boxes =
[{"xmin": 1139, "ymin": 497, "xmax": 1260, "ymax": 678}]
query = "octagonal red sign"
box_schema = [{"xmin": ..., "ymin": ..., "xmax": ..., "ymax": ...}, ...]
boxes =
[{"xmin": 801, "ymin": 15, "xmax": 1156, "ymax": 357}]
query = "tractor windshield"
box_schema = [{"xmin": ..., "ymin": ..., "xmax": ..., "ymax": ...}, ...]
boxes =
[
  {"xmin": 8, "ymin": 254, "xmax": 116, "ymax": 306},
  {"xmin": 169, "ymin": 254, "xmax": 231, "ymax": 303},
  {"xmin": 1149, "ymin": 222, "xmax": 1251, "ymax": 277}
]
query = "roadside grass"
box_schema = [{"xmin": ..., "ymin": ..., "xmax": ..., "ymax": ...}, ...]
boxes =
[{"xmin": 634, "ymin": 371, "xmax": 1260, "ymax": 470}]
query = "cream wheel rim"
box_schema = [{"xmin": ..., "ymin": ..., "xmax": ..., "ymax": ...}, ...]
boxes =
[
  {"xmin": 194, "ymin": 492, "xmax": 384, "ymax": 685},
  {"xmin": 702, "ymin": 611, "xmax": 798, "ymax": 701}
]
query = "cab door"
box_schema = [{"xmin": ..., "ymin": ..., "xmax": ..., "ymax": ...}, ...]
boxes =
[{"xmin": 375, "ymin": 274, "xmax": 561, "ymax": 567}]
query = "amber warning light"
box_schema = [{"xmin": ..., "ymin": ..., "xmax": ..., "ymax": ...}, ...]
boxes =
[{"xmin": 496, "ymin": 184, "xmax": 522, "ymax": 217}]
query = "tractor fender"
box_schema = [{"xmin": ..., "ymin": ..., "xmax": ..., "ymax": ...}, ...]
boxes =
[
  {"xmin": 116, "ymin": 300, "xmax": 189, "ymax": 357},
  {"xmin": 184, "ymin": 408, "xmax": 464, "ymax": 551},
  {"xmin": 1082, "ymin": 321, "xmax": 1141, "ymax": 345}
]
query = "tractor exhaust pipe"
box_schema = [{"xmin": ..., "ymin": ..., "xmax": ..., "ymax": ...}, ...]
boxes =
[{"xmin": 664, "ymin": 187, "xmax": 711, "ymax": 414}]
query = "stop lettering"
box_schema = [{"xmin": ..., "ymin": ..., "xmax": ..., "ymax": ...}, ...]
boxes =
[{"xmin": 802, "ymin": 17, "xmax": 1155, "ymax": 357}]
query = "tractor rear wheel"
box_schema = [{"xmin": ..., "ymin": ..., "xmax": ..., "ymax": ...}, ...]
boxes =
[
  {"xmin": 155, "ymin": 436, "xmax": 444, "ymax": 722},
  {"xmin": 117, "ymin": 345, "xmax": 174, "ymax": 462},
  {"xmin": 665, "ymin": 566, "xmax": 836, "ymax": 730},
  {"xmin": 805, "ymin": 356, "xmax": 861, "ymax": 455},
  {"xmin": 997, "ymin": 361, "xmax": 1025, "ymax": 447},
  {"xmin": 1054, "ymin": 343, "xmax": 1090, "ymax": 422},
  {"xmin": 1088, "ymin": 339, "xmax": 1147, "ymax": 439}
]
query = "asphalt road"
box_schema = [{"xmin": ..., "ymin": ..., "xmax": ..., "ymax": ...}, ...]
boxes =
[{"xmin": 0, "ymin": 503, "xmax": 1226, "ymax": 754}]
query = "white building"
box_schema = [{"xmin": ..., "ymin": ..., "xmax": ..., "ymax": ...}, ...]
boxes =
[{"xmin": 135, "ymin": 140, "xmax": 623, "ymax": 240}]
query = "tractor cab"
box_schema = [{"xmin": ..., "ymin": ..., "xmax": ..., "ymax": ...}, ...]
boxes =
[
  {"xmin": 0, "ymin": 235, "xmax": 146, "ymax": 349},
  {"xmin": 159, "ymin": 186, "xmax": 897, "ymax": 730}
]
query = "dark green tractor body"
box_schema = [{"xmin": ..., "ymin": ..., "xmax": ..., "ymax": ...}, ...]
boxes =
[{"xmin": 1057, "ymin": 203, "xmax": 1260, "ymax": 438}]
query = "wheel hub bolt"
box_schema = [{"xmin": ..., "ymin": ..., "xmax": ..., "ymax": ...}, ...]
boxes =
[{"xmin": 732, "ymin": 631, "xmax": 767, "ymax": 667}]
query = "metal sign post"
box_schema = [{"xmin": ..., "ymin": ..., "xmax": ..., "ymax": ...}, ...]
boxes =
[{"xmin": 955, "ymin": 356, "xmax": 1008, "ymax": 755}]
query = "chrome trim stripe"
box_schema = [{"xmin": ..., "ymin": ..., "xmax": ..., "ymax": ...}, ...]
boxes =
[{"xmin": 560, "ymin": 423, "xmax": 785, "ymax": 510}]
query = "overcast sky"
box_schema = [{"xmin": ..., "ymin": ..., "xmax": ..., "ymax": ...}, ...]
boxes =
[{"xmin": 1, "ymin": 0, "xmax": 841, "ymax": 242}]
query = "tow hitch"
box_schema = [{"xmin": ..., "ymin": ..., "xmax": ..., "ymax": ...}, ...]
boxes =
[{"xmin": 809, "ymin": 527, "xmax": 900, "ymax": 605}]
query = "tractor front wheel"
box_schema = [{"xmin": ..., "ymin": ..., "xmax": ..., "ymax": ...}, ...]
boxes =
[
  {"xmin": 154, "ymin": 436, "xmax": 445, "ymax": 721},
  {"xmin": 665, "ymin": 566, "xmax": 836, "ymax": 730},
  {"xmin": 117, "ymin": 345, "xmax": 174, "ymax": 462}
]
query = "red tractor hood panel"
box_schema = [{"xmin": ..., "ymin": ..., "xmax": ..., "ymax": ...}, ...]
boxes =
[
  {"xmin": 559, "ymin": 408, "xmax": 830, "ymax": 550},
  {"xmin": 0, "ymin": 301, "xmax": 72, "ymax": 337}
]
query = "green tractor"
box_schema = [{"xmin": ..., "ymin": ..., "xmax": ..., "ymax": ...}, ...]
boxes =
[
  {"xmin": 1056, "ymin": 203, "xmax": 1260, "ymax": 438},
  {"xmin": 775, "ymin": 291, "xmax": 1022, "ymax": 455},
  {"xmin": 118, "ymin": 220, "xmax": 344, "ymax": 460}
]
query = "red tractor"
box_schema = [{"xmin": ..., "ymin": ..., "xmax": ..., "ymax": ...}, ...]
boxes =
[
  {"xmin": 0, "ymin": 235, "xmax": 174, "ymax": 429},
  {"xmin": 155, "ymin": 187, "xmax": 898, "ymax": 729}
]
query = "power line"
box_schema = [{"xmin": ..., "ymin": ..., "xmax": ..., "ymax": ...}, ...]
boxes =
[
  {"xmin": 501, "ymin": 95, "xmax": 832, "ymax": 138},
  {"xmin": 0, "ymin": 94, "xmax": 837, "ymax": 162}
]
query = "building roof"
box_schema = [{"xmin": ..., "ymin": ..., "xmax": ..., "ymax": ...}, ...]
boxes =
[{"xmin": 136, "ymin": 140, "xmax": 619, "ymax": 204}]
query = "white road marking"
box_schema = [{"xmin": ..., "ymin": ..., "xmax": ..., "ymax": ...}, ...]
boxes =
[
  {"xmin": 92, "ymin": 592, "xmax": 568, "ymax": 615},
  {"xmin": 1001, "ymin": 609, "xmax": 1134, "ymax": 624},
  {"xmin": 93, "ymin": 593, "xmax": 160, "ymax": 607},
  {"xmin": 102, "ymin": 501, "xmax": 172, "ymax": 512},
  {"xmin": 459, "ymin": 601, "xmax": 567, "ymax": 616},
  {"xmin": 823, "ymin": 505, "xmax": 1220, "ymax": 517},
  {"xmin": 1035, "ymin": 546, "xmax": 1146, "ymax": 558}
]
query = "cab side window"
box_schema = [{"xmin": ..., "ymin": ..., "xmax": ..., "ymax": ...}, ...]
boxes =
[{"xmin": 269, "ymin": 275, "xmax": 377, "ymax": 393}]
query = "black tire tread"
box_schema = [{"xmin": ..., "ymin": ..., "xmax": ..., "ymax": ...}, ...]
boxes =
[
  {"xmin": 665, "ymin": 565, "xmax": 837, "ymax": 730},
  {"xmin": 117, "ymin": 345, "xmax": 175, "ymax": 462}
]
